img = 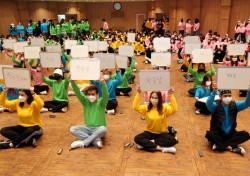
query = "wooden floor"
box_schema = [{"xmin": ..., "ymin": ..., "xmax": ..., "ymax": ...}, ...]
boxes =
[{"xmin": 0, "ymin": 52, "xmax": 250, "ymax": 176}]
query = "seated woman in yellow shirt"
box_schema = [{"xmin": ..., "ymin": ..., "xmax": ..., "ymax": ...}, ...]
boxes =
[
  {"xmin": 133, "ymin": 86, "xmax": 178, "ymax": 154},
  {"xmin": 0, "ymin": 87, "xmax": 44, "ymax": 149}
]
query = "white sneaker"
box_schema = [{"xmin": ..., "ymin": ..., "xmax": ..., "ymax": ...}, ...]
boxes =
[
  {"xmin": 133, "ymin": 69, "xmax": 137, "ymax": 72},
  {"xmin": 107, "ymin": 109, "xmax": 115, "ymax": 115},
  {"xmin": 0, "ymin": 107, "xmax": 3, "ymax": 113},
  {"xmin": 195, "ymin": 109, "xmax": 201, "ymax": 114},
  {"xmin": 212, "ymin": 144, "xmax": 217, "ymax": 150},
  {"xmin": 162, "ymin": 146, "xmax": 176, "ymax": 154},
  {"xmin": 137, "ymin": 144, "xmax": 144, "ymax": 150},
  {"xmin": 71, "ymin": 140, "xmax": 85, "ymax": 149},
  {"xmin": 68, "ymin": 91, "xmax": 75, "ymax": 96},
  {"xmin": 61, "ymin": 107, "xmax": 67, "ymax": 113},
  {"xmin": 39, "ymin": 91, "xmax": 48, "ymax": 95},
  {"xmin": 92, "ymin": 138, "xmax": 103, "ymax": 148},
  {"xmin": 40, "ymin": 108, "xmax": 48, "ymax": 113}
]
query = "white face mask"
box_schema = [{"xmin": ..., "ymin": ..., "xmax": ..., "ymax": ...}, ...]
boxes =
[
  {"xmin": 222, "ymin": 97, "xmax": 232, "ymax": 105},
  {"xmin": 206, "ymin": 81, "xmax": 211, "ymax": 87},
  {"xmin": 103, "ymin": 75, "xmax": 110, "ymax": 81},
  {"xmin": 232, "ymin": 57, "xmax": 237, "ymax": 62},
  {"xmin": 87, "ymin": 95, "xmax": 97, "ymax": 103},
  {"xmin": 19, "ymin": 95, "xmax": 27, "ymax": 102},
  {"xmin": 36, "ymin": 67, "xmax": 41, "ymax": 72},
  {"xmin": 150, "ymin": 98, "xmax": 158, "ymax": 106}
]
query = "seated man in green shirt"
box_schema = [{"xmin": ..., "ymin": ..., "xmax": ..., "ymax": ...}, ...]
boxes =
[{"xmin": 70, "ymin": 76, "xmax": 109, "ymax": 149}]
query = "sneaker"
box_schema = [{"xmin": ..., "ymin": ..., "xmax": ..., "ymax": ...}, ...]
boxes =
[
  {"xmin": 0, "ymin": 141, "xmax": 12, "ymax": 149},
  {"xmin": 212, "ymin": 144, "xmax": 217, "ymax": 150},
  {"xmin": 92, "ymin": 138, "xmax": 103, "ymax": 148},
  {"xmin": 40, "ymin": 108, "xmax": 49, "ymax": 113},
  {"xmin": 39, "ymin": 91, "xmax": 48, "ymax": 95},
  {"xmin": 162, "ymin": 146, "xmax": 176, "ymax": 154},
  {"xmin": 0, "ymin": 107, "xmax": 3, "ymax": 113},
  {"xmin": 137, "ymin": 144, "xmax": 144, "ymax": 150},
  {"xmin": 124, "ymin": 93, "xmax": 130, "ymax": 96},
  {"xmin": 31, "ymin": 138, "xmax": 37, "ymax": 147},
  {"xmin": 195, "ymin": 109, "xmax": 201, "ymax": 114},
  {"xmin": 232, "ymin": 147, "xmax": 246, "ymax": 155},
  {"xmin": 107, "ymin": 109, "xmax": 115, "ymax": 115},
  {"xmin": 133, "ymin": 69, "xmax": 137, "ymax": 72},
  {"xmin": 71, "ymin": 140, "xmax": 85, "ymax": 149},
  {"xmin": 61, "ymin": 107, "xmax": 67, "ymax": 113},
  {"xmin": 68, "ymin": 91, "xmax": 75, "ymax": 96}
]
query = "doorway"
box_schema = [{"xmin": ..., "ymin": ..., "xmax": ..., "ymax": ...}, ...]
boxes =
[
  {"xmin": 136, "ymin": 14, "xmax": 146, "ymax": 31},
  {"xmin": 65, "ymin": 14, "xmax": 78, "ymax": 22}
]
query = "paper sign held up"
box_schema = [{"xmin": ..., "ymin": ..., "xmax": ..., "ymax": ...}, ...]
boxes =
[
  {"xmin": 3, "ymin": 39, "xmax": 16, "ymax": 49},
  {"xmin": 184, "ymin": 43, "xmax": 201, "ymax": 54},
  {"xmin": 46, "ymin": 45, "xmax": 61, "ymax": 54},
  {"xmin": 93, "ymin": 53, "xmax": 116, "ymax": 69},
  {"xmin": 116, "ymin": 55, "xmax": 128, "ymax": 68},
  {"xmin": 184, "ymin": 36, "xmax": 200, "ymax": 44},
  {"xmin": 13, "ymin": 42, "xmax": 28, "ymax": 53},
  {"xmin": 40, "ymin": 52, "xmax": 61, "ymax": 68},
  {"xmin": 119, "ymin": 45, "xmax": 134, "ymax": 57},
  {"xmin": 84, "ymin": 41, "xmax": 98, "ymax": 52},
  {"xmin": 227, "ymin": 44, "xmax": 245, "ymax": 56},
  {"xmin": 192, "ymin": 49, "xmax": 213, "ymax": 63},
  {"xmin": 71, "ymin": 45, "xmax": 89, "ymax": 58},
  {"xmin": 151, "ymin": 52, "xmax": 171, "ymax": 66},
  {"xmin": 30, "ymin": 38, "xmax": 45, "ymax": 47},
  {"xmin": 98, "ymin": 41, "xmax": 108, "ymax": 51},
  {"xmin": 127, "ymin": 33, "xmax": 136, "ymax": 43},
  {"xmin": 64, "ymin": 40, "xmax": 77, "ymax": 50},
  {"xmin": 24, "ymin": 46, "xmax": 41, "ymax": 59},
  {"xmin": 0, "ymin": 64, "xmax": 13, "ymax": 79},
  {"xmin": 153, "ymin": 37, "xmax": 170, "ymax": 52}
]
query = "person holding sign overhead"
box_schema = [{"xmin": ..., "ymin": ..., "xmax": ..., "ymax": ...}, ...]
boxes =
[
  {"xmin": 70, "ymin": 75, "xmax": 108, "ymax": 149},
  {"xmin": 205, "ymin": 83, "xmax": 250, "ymax": 155},
  {"xmin": 133, "ymin": 86, "xmax": 178, "ymax": 153},
  {"xmin": 41, "ymin": 68, "xmax": 69, "ymax": 113},
  {"xmin": 0, "ymin": 86, "xmax": 44, "ymax": 149}
]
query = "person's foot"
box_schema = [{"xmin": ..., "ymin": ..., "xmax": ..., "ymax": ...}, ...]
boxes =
[
  {"xmin": 231, "ymin": 147, "xmax": 246, "ymax": 155},
  {"xmin": 212, "ymin": 144, "xmax": 217, "ymax": 150},
  {"xmin": 137, "ymin": 144, "xmax": 144, "ymax": 150},
  {"xmin": 39, "ymin": 91, "xmax": 48, "ymax": 95},
  {"xmin": 40, "ymin": 108, "xmax": 49, "ymax": 113},
  {"xmin": 107, "ymin": 109, "xmax": 115, "ymax": 115},
  {"xmin": 71, "ymin": 140, "xmax": 85, "ymax": 149},
  {"xmin": 124, "ymin": 93, "xmax": 130, "ymax": 96},
  {"xmin": 68, "ymin": 91, "xmax": 75, "ymax": 96},
  {"xmin": 162, "ymin": 146, "xmax": 176, "ymax": 154},
  {"xmin": 195, "ymin": 109, "xmax": 201, "ymax": 115},
  {"xmin": 61, "ymin": 107, "xmax": 68, "ymax": 113},
  {"xmin": 92, "ymin": 138, "xmax": 103, "ymax": 148},
  {"xmin": 0, "ymin": 141, "xmax": 13, "ymax": 149}
]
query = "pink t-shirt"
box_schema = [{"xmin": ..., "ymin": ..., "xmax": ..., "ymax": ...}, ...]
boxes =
[
  {"xmin": 186, "ymin": 23, "xmax": 193, "ymax": 33},
  {"xmin": 25, "ymin": 61, "xmax": 48, "ymax": 86},
  {"xmin": 178, "ymin": 22, "xmax": 185, "ymax": 30},
  {"xmin": 246, "ymin": 24, "xmax": 250, "ymax": 35}
]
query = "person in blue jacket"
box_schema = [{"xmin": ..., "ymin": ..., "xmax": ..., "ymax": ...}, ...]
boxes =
[
  {"xmin": 17, "ymin": 22, "xmax": 25, "ymax": 37},
  {"xmin": 9, "ymin": 23, "xmax": 17, "ymax": 37},
  {"xmin": 26, "ymin": 23, "xmax": 33, "ymax": 36},
  {"xmin": 205, "ymin": 82, "xmax": 250, "ymax": 155}
]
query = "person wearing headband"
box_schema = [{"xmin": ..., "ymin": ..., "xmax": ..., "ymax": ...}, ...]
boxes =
[{"xmin": 205, "ymin": 82, "xmax": 250, "ymax": 155}]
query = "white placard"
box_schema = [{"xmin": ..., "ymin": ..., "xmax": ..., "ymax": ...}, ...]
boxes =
[
  {"xmin": 84, "ymin": 41, "xmax": 98, "ymax": 52},
  {"xmin": 198, "ymin": 95, "xmax": 220, "ymax": 103},
  {"xmin": 217, "ymin": 67, "xmax": 250, "ymax": 90},
  {"xmin": 248, "ymin": 52, "xmax": 250, "ymax": 66},
  {"xmin": 30, "ymin": 38, "xmax": 45, "ymax": 48},
  {"xmin": 70, "ymin": 58, "xmax": 100, "ymax": 80},
  {"xmin": 64, "ymin": 40, "xmax": 77, "ymax": 50},
  {"xmin": 192, "ymin": 49, "xmax": 213, "ymax": 63},
  {"xmin": 0, "ymin": 64, "xmax": 13, "ymax": 79},
  {"xmin": 98, "ymin": 41, "xmax": 108, "ymax": 51},
  {"xmin": 3, "ymin": 68, "xmax": 30, "ymax": 89},
  {"xmin": 184, "ymin": 43, "xmax": 201, "ymax": 54},
  {"xmin": 40, "ymin": 52, "xmax": 61, "ymax": 68},
  {"xmin": 3, "ymin": 39, "xmax": 16, "ymax": 49},
  {"xmin": 227, "ymin": 44, "xmax": 245, "ymax": 56},
  {"xmin": 93, "ymin": 53, "xmax": 116, "ymax": 69},
  {"xmin": 24, "ymin": 46, "xmax": 41, "ymax": 59},
  {"xmin": 118, "ymin": 45, "xmax": 134, "ymax": 57},
  {"xmin": 13, "ymin": 42, "xmax": 28, "ymax": 53},
  {"xmin": 46, "ymin": 45, "xmax": 62, "ymax": 54},
  {"xmin": 127, "ymin": 33, "xmax": 136, "ymax": 43},
  {"xmin": 153, "ymin": 37, "xmax": 171, "ymax": 52},
  {"xmin": 151, "ymin": 52, "xmax": 171, "ymax": 66},
  {"xmin": 184, "ymin": 36, "xmax": 200, "ymax": 44},
  {"xmin": 115, "ymin": 55, "xmax": 128, "ymax": 68},
  {"xmin": 139, "ymin": 70, "xmax": 170, "ymax": 91},
  {"xmin": 71, "ymin": 45, "xmax": 89, "ymax": 58}
]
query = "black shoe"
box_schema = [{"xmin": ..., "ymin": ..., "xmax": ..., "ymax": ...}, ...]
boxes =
[
  {"xmin": 124, "ymin": 93, "xmax": 130, "ymax": 96},
  {"xmin": 27, "ymin": 138, "xmax": 37, "ymax": 148},
  {"xmin": 0, "ymin": 141, "xmax": 11, "ymax": 149}
]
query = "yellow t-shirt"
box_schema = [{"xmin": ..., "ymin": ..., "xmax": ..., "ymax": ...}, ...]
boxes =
[{"xmin": 133, "ymin": 93, "xmax": 178, "ymax": 134}]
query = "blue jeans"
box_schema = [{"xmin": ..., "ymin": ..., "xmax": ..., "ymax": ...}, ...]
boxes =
[
  {"xmin": 70, "ymin": 125, "xmax": 107, "ymax": 146},
  {"xmin": 188, "ymin": 88, "xmax": 197, "ymax": 97}
]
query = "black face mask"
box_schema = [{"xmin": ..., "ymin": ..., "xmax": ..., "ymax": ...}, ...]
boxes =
[
  {"xmin": 54, "ymin": 75, "xmax": 61, "ymax": 80},
  {"xmin": 198, "ymin": 69, "xmax": 205, "ymax": 73}
]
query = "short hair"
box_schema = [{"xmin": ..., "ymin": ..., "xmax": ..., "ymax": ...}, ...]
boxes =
[
  {"xmin": 220, "ymin": 90, "xmax": 231, "ymax": 96},
  {"xmin": 86, "ymin": 85, "xmax": 99, "ymax": 94}
]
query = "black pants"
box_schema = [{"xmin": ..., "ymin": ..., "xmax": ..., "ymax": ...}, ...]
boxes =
[
  {"xmin": 106, "ymin": 99, "xmax": 118, "ymax": 110},
  {"xmin": 116, "ymin": 87, "xmax": 132, "ymax": 96},
  {"xmin": 44, "ymin": 100, "xmax": 68, "ymax": 112},
  {"xmin": 34, "ymin": 85, "xmax": 49, "ymax": 94},
  {"xmin": 205, "ymin": 130, "xmax": 250, "ymax": 151},
  {"xmin": 195, "ymin": 101, "xmax": 211, "ymax": 115},
  {"xmin": 177, "ymin": 47, "xmax": 183, "ymax": 59},
  {"xmin": 0, "ymin": 125, "xmax": 43, "ymax": 147},
  {"xmin": 179, "ymin": 30, "xmax": 184, "ymax": 36},
  {"xmin": 188, "ymin": 88, "xmax": 197, "ymax": 97},
  {"xmin": 134, "ymin": 131, "xmax": 177, "ymax": 152}
]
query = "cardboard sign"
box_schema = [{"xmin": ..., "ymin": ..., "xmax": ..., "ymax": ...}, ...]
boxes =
[
  {"xmin": 13, "ymin": 42, "xmax": 28, "ymax": 53},
  {"xmin": 71, "ymin": 45, "xmax": 89, "ymax": 58},
  {"xmin": 40, "ymin": 52, "xmax": 61, "ymax": 68},
  {"xmin": 217, "ymin": 67, "xmax": 250, "ymax": 90},
  {"xmin": 46, "ymin": 45, "xmax": 62, "ymax": 54},
  {"xmin": 0, "ymin": 64, "xmax": 13, "ymax": 79},
  {"xmin": 151, "ymin": 52, "xmax": 171, "ymax": 66},
  {"xmin": 24, "ymin": 46, "xmax": 41, "ymax": 59},
  {"xmin": 84, "ymin": 41, "xmax": 98, "ymax": 52},
  {"xmin": 3, "ymin": 39, "xmax": 16, "ymax": 49},
  {"xmin": 227, "ymin": 44, "xmax": 245, "ymax": 56},
  {"xmin": 127, "ymin": 33, "xmax": 136, "ymax": 43},
  {"xmin": 153, "ymin": 37, "xmax": 171, "ymax": 52},
  {"xmin": 192, "ymin": 49, "xmax": 213, "ymax": 63},
  {"xmin": 139, "ymin": 70, "xmax": 170, "ymax": 91},
  {"xmin": 184, "ymin": 36, "xmax": 200, "ymax": 44},
  {"xmin": 3, "ymin": 68, "xmax": 30, "ymax": 89},
  {"xmin": 93, "ymin": 53, "xmax": 116, "ymax": 69},
  {"xmin": 30, "ymin": 38, "xmax": 45, "ymax": 47},
  {"xmin": 64, "ymin": 40, "xmax": 77, "ymax": 50},
  {"xmin": 184, "ymin": 43, "xmax": 201, "ymax": 54},
  {"xmin": 70, "ymin": 58, "xmax": 100, "ymax": 80},
  {"xmin": 119, "ymin": 45, "xmax": 134, "ymax": 57},
  {"xmin": 115, "ymin": 55, "xmax": 128, "ymax": 68}
]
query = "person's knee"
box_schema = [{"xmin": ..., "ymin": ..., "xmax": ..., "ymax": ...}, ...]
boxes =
[
  {"xmin": 70, "ymin": 126, "xmax": 78, "ymax": 134},
  {"xmin": 134, "ymin": 134, "xmax": 142, "ymax": 143},
  {"xmin": 98, "ymin": 126, "xmax": 107, "ymax": 134}
]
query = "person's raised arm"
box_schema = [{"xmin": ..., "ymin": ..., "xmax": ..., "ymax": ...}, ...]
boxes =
[
  {"xmin": 164, "ymin": 87, "xmax": 178, "ymax": 115},
  {"xmin": 133, "ymin": 85, "xmax": 147, "ymax": 115},
  {"xmin": 236, "ymin": 85, "xmax": 250, "ymax": 111},
  {"xmin": 206, "ymin": 81, "xmax": 218, "ymax": 113},
  {"xmin": 0, "ymin": 86, "xmax": 18, "ymax": 110}
]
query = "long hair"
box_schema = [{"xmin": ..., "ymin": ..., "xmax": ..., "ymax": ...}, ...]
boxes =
[
  {"xmin": 147, "ymin": 91, "xmax": 163, "ymax": 115},
  {"xmin": 19, "ymin": 89, "xmax": 34, "ymax": 108},
  {"xmin": 201, "ymin": 75, "xmax": 213, "ymax": 92},
  {"xmin": 230, "ymin": 56, "xmax": 239, "ymax": 66}
]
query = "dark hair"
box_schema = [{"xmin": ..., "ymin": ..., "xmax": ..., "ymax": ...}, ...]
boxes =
[
  {"xmin": 195, "ymin": 19, "xmax": 199, "ymax": 23},
  {"xmin": 198, "ymin": 63, "xmax": 206, "ymax": 73},
  {"xmin": 201, "ymin": 75, "xmax": 213, "ymax": 92},
  {"xmin": 230, "ymin": 56, "xmax": 240, "ymax": 66},
  {"xmin": 103, "ymin": 69, "xmax": 112, "ymax": 75},
  {"xmin": 186, "ymin": 19, "xmax": 191, "ymax": 23},
  {"xmin": 19, "ymin": 89, "xmax": 34, "ymax": 108},
  {"xmin": 180, "ymin": 18, "xmax": 183, "ymax": 22},
  {"xmin": 147, "ymin": 92, "xmax": 163, "ymax": 115},
  {"xmin": 86, "ymin": 85, "xmax": 99, "ymax": 94}
]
